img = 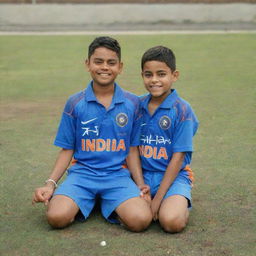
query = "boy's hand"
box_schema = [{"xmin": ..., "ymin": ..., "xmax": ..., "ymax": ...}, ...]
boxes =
[
  {"xmin": 139, "ymin": 184, "xmax": 151, "ymax": 204},
  {"xmin": 32, "ymin": 185, "xmax": 55, "ymax": 206},
  {"xmin": 151, "ymin": 197, "xmax": 162, "ymax": 221}
]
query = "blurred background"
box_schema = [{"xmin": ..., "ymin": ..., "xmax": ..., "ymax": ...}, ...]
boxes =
[{"xmin": 0, "ymin": 0, "xmax": 256, "ymax": 32}]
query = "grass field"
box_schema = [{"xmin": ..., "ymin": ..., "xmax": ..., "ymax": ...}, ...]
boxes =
[{"xmin": 0, "ymin": 33, "xmax": 255, "ymax": 256}]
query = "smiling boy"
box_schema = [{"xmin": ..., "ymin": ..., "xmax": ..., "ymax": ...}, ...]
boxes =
[
  {"xmin": 139, "ymin": 46, "xmax": 199, "ymax": 233},
  {"xmin": 32, "ymin": 36, "xmax": 152, "ymax": 231}
]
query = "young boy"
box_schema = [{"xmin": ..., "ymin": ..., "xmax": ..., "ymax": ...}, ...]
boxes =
[
  {"xmin": 32, "ymin": 36, "xmax": 152, "ymax": 232},
  {"xmin": 139, "ymin": 46, "xmax": 199, "ymax": 233}
]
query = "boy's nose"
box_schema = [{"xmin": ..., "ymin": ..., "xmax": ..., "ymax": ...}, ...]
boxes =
[
  {"xmin": 101, "ymin": 62, "xmax": 109, "ymax": 69},
  {"xmin": 152, "ymin": 75, "xmax": 159, "ymax": 82}
]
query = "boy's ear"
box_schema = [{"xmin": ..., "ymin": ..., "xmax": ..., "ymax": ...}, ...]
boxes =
[
  {"xmin": 119, "ymin": 61, "xmax": 123, "ymax": 74},
  {"xmin": 173, "ymin": 70, "xmax": 179, "ymax": 81},
  {"xmin": 85, "ymin": 59, "xmax": 90, "ymax": 71}
]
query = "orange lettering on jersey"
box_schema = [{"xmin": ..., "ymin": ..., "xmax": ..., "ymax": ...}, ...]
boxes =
[
  {"xmin": 139, "ymin": 145, "xmax": 168, "ymax": 160},
  {"xmin": 116, "ymin": 139, "xmax": 126, "ymax": 151},
  {"xmin": 106, "ymin": 139, "xmax": 111, "ymax": 151},
  {"xmin": 96, "ymin": 139, "xmax": 105, "ymax": 151},
  {"xmin": 157, "ymin": 147, "xmax": 168, "ymax": 160},
  {"xmin": 81, "ymin": 139, "xmax": 85, "ymax": 151},
  {"xmin": 85, "ymin": 139, "xmax": 95, "ymax": 151},
  {"xmin": 153, "ymin": 147, "xmax": 158, "ymax": 159},
  {"xmin": 144, "ymin": 145, "xmax": 153, "ymax": 158},
  {"xmin": 81, "ymin": 139, "xmax": 126, "ymax": 152},
  {"xmin": 111, "ymin": 139, "xmax": 117, "ymax": 151}
]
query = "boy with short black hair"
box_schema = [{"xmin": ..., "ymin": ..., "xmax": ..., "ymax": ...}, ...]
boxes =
[
  {"xmin": 139, "ymin": 46, "xmax": 199, "ymax": 233},
  {"xmin": 32, "ymin": 36, "xmax": 152, "ymax": 232}
]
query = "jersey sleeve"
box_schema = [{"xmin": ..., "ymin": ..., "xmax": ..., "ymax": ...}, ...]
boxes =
[
  {"xmin": 172, "ymin": 104, "xmax": 199, "ymax": 153},
  {"xmin": 54, "ymin": 98, "xmax": 77, "ymax": 150},
  {"xmin": 130, "ymin": 102, "xmax": 143, "ymax": 147}
]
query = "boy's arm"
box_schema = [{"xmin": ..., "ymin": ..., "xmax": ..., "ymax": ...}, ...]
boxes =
[
  {"xmin": 126, "ymin": 146, "xmax": 144, "ymax": 186},
  {"xmin": 151, "ymin": 152, "xmax": 185, "ymax": 220},
  {"xmin": 32, "ymin": 148, "xmax": 74, "ymax": 206},
  {"xmin": 126, "ymin": 146, "xmax": 151, "ymax": 202}
]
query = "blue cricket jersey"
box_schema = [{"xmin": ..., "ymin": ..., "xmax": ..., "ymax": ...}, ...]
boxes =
[
  {"xmin": 139, "ymin": 89, "xmax": 199, "ymax": 172},
  {"xmin": 54, "ymin": 81, "xmax": 141, "ymax": 172}
]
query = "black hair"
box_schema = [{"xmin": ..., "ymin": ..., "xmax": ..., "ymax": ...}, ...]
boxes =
[
  {"xmin": 88, "ymin": 36, "xmax": 121, "ymax": 60},
  {"xmin": 141, "ymin": 46, "xmax": 176, "ymax": 71}
]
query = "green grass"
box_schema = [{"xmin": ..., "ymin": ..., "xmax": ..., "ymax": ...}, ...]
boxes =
[{"xmin": 1, "ymin": 33, "xmax": 255, "ymax": 256}]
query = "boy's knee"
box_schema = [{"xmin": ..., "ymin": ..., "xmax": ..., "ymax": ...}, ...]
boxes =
[
  {"xmin": 123, "ymin": 211, "xmax": 152, "ymax": 232},
  {"xmin": 159, "ymin": 215, "xmax": 187, "ymax": 233},
  {"xmin": 46, "ymin": 210, "xmax": 74, "ymax": 229}
]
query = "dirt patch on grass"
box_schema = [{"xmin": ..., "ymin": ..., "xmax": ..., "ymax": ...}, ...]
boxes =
[{"xmin": 0, "ymin": 100, "xmax": 62, "ymax": 121}]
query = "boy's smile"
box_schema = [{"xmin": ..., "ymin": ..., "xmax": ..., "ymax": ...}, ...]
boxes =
[
  {"xmin": 86, "ymin": 47, "xmax": 123, "ymax": 88},
  {"xmin": 142, "ymin": 60, "xmax": 179, "ymax": 102}
]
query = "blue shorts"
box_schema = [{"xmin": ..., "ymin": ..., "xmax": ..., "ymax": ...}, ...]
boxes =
[
  {"xmin": 54, "ymin": 166, "xmax": 141, "ymax": 223},
  {"xmin": 143, "ymin": 169, "xmax": 193, "ymax": 208}
]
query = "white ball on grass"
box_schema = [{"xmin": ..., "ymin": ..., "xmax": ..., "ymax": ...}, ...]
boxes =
[{"xmin": 100, "ymin": 241, "xmax": 106, "ymax": 246}]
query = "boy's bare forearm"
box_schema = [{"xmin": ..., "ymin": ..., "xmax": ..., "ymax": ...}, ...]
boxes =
[
  {"xmin": 126, "ymin": 146, "xmax": 145, "ymax": 186},
  {"xmin": 154, "ymin": 152, "xmax": 185, "ymax": 201},
  {"xmin": 32, "ymin": 148, "xmax": 74, "ymax": 204},
  {"xmin": 47, "ymin": 148, "xmax": 74, "ymax": 184}
]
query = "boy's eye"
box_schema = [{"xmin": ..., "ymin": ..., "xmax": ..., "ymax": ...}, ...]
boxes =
[
  {"xmin": 108, "ymin": 60, "xmax": 117, "ymax": 66},
  {"xmin": 143, "ymin": 73, "xmax": 152, "ymax": 78},
  {"xmin": 158, "ymin": 72, "xmax": 166, "ymax": 77},
  {"xmin": 93, "ymin": 59, "xmax": 117, "ymax": 66},
  {"xmin": 94, "ymin": 59, "xmax": 103, "ymax": 64}
]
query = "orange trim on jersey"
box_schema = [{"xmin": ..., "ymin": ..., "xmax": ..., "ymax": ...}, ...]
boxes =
[
  {"xmin": 122, "ymin": 164, "xmax": 128, "ymax": 169},
  {"xmin": 71, "ymin": 158, "xmax": 77, "ymax": 166},
  {"xmin": 184, "ymin": 165, "xmax": 194, "ymax": 185}
]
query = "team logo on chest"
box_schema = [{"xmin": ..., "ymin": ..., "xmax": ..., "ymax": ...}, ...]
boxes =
[
  {"xmin": 116, "ymin": 113, "xmax": 128, "ymax": 127},
  {"xmin": 159, "ymin": 115, "xmax": 171, "ymax": 130}
]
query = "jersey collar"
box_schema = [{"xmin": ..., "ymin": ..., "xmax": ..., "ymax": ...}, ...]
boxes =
[
  {"xmin": 160, "ymin": 89, "xmax": 179, "ymax": 109},
  {"xmin": 85, "ymin": 81, "xmax": 125, "ymax": 104},
  {"xmin": 141, "ymin": 89, "xmax": 179, "ymax": 111},
  {"xmin": 112, "ymin": 83, "xmax": 126, "ymax": 104}
]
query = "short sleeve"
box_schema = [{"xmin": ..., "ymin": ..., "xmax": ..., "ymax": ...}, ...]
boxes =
[
  {"xmin": 130, "ymin": 103, "xmax": 143, "ymax": 147},
  {"xmin": 172, "ymin": 105, "xmax": 199, "ymax": 153},
  {"xmin": 54, "ymin": 98, "xmax": 77, "ymax": 149}
]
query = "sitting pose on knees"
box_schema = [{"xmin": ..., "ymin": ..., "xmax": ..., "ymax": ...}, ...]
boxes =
[
  {"xmin": 139, "ymin": 46, "xmax": 199, "ymax": 233},
  {"xmin": 32, "ymin": 36, "xmax": 152, "ymax": 232}
]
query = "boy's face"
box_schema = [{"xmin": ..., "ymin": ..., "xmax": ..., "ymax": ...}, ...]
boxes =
[
  {"xmin": 86, "ymin": 47, "xmax": 123, "ymax": 88},
  {"xmin": 142, "ymin": 60, "xmax": 179, "ymax": 100}
]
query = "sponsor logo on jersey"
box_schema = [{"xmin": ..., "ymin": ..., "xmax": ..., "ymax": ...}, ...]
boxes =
[
  {"xmin": 81, "ymin": 119, "xmax": 99, "ymax": 136},
  {"xmin": 82, "ymin": 126, "xmax": 99, "ymax": 136},
  {"xmin": 81, "ymin": 117, "xmax": 98, "ymax": 125},
  {"xmin": 140, "ymin": 135, "xmax": 171, "ymax": 145},
  {"xmin": 159, "ymin": 115, "xmax": 171, "ymax": 130},
  {"xmin": 116, "ymin": 113, "xmax": 128, "ymax": 127}
]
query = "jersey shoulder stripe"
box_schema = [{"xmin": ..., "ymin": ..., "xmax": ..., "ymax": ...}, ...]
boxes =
[
  {"xmin": 173, "ymin": 97, "xmax": 197, "ymax": 124},
  {"xmin": 139, "ymin": 93, "xmax": 149, "ymax": 103},
  {"xmin": 123, "ymin": 90, "xmax": 140, "ymax": 109},
  {"xmin": 64, "ymin": 90, "xmax": 85, "ymax": 117}
]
